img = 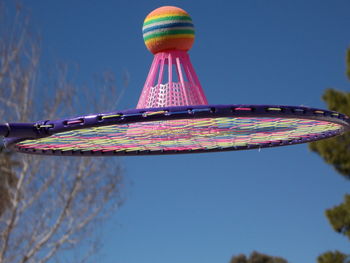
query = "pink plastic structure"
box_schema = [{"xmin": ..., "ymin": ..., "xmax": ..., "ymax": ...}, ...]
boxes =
[{"xmin": 136, "ymin": 50, "xmax": 208, "ymax": 108}]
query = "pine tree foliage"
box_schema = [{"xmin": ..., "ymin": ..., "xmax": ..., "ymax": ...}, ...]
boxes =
[
  {"xmin": 308, "ymin": 89, "xmax": 350, "ymax": 179},
  {"xmin": 310, "ymin": 48, "xmax": 350, "ymax": 263},
  {"xmin": 325, "ymin": 194, "xmax": 350, "ymax": 240},
  {"xmin": 309, "ymin": 48, "xmax": 350, "ymax": 178},
  {"xmin": 229, "ymin": 251, "xmax": 288, "ymax": 263},
  {"xmin": 317, "ymin": 250, "xmax": 349, "ymax": 263}
]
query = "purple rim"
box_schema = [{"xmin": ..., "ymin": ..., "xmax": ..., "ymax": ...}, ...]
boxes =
[{"xmin": 3, "ymin": 104, "xmax": 350, "ymax": 156}]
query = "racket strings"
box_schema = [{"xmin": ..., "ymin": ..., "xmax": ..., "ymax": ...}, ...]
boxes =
[{"xmin": 15, "ymin": 117, "xmax": 342, "ymax": 153}]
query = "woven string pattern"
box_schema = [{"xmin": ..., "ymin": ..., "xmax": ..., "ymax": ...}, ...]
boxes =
[{"xmin": 15, "ymin": 117, "xmax": 342, "ymax": 153}]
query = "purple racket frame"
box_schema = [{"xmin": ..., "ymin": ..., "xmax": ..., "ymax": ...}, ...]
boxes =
[
  {"xmin": 2, "ymin": 9, "xmax": 349, "ymax": 157},
  {"xmin": 1, "ymin": 104, "xmax": 349, "ymax": 156}
]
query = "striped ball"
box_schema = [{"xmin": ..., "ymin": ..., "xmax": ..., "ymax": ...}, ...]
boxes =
[{"xmin": 142, "ymin": 6, "xmax": 195, "ymax": 54}]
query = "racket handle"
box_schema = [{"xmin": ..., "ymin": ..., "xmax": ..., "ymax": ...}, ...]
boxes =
[{"xmin": 0, "ymin": 123, "xmax": 39, "ymax": 138}]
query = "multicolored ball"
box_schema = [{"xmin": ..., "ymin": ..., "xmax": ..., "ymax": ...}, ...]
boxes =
[{"xmin": 142, "ymin": 6, "xmax": 195, "ymax": 54}]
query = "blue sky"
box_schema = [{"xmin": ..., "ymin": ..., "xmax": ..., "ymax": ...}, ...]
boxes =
[{"xmin": 25, "ymin": 0, "xmax": 350, "ymax": 262}]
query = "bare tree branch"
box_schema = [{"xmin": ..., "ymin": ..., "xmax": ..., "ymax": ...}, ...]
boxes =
[
  {"xmin": 0, "ymin": 161, "xmax": 28, "ymax": 262},
  {"xmin": 21, "ymin": 162, "xmax": 84, "ymax": 262},
  {"xmin": 0, "ymin": 2, "xmax": 126, "ymax": 263}
]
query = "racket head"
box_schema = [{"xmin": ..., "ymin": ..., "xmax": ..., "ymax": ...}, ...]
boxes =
[{"xmin": 5, "ymin": 104, "xmax": 350, "ymax": 156}]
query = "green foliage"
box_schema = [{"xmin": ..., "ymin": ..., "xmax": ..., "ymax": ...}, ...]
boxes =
[
  {"xmin": 308, "ymin": 89, "xmax": 350, "ymax": 179},
  {"xmin": 309, "ymin": 49, "xmax": 350, "ymax": 179},
  {"xmin": 325, "ymin": 194, "xmax": 350, "ymax": 240},
  {"xmin": 317, "ymin": 250, "xmax": 349, "ymax": 263},
  {"xmin": 310, "ymin": 48, "xmax": 350, "ymax": 263},
  {"xmin": 321, "ymin": 89, "xmax": 350, "ymax": 116},
  {"xmin": 229, "ymin": 251, "xmax": 288, "ymax": 263}
]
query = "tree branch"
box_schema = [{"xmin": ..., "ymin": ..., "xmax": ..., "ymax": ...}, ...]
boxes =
[
  {"xmin": 21, "ymin": 161, "xmax": 85, "ymax": 262},
  {"xmin": 0, "ymin": 161, "xmax": 28, "ymax": 262}
]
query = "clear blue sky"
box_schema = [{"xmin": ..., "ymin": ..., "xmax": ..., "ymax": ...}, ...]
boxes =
[{"xmin": 25, "ymin": 1, "xmax": 350, "ymax": 262}]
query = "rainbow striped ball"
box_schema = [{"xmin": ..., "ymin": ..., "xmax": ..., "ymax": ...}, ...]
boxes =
[{"xmin": 142, "ymin": 6, "xmax": 195, "ymax": 54}]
